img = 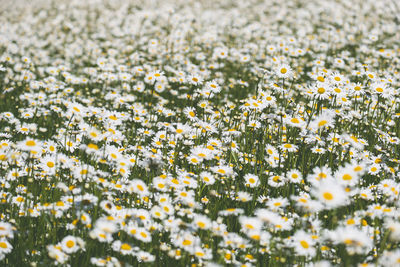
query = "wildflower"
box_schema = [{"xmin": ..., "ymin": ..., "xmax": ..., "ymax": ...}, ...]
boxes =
[
  {"xmin": 47, "ymin": 245, "xmax": 68, "ymax": 264},
  {"xmin": 378, "ymin": 249, "xmax": 400, "ymax": 266},
  {"xmin": 78, "ymin": 212, "xmax": 91, "ymax": 225},
  {"xmin": 285, "ymin": 116, "xmax": 306, "ymax": 128},
  {"xmin": 144, "ymin": 72, "xmax": 156, "ymax": 84},
  {"xmin": 199, "ymin": 171, "xmax": 215, "ymax": 185},
  {"xmin": 327, "ymin": 226, "xmax": 372, "ymax": 254},
  {"xmin": 0, "ymin": 222, "xmax": 14, "ymax": 238},
  {"xmin": 94, "ymin": 218, "xmax": 118, "ymax": 234},
  {"xmin": 237, "ymin": 191, "xmax": 252, "ymax": 202},
  {"xmin": 61, "ymin": 235, "xmax": 84, "ymax": 254},
  {"xmin": 188, "ymin": 74, "xmax": 203, "ymax": 85},
  {"xmin": 191, "ymin": 147, "xmax": 214, "ymax": 161},
  {"xmin": 335, "ymin": 166, "xmax": 359, "ymax": 187},
  {"xmin": 313, "ymin": 82, "xmax": 332, "ymax": 100},
  {"xmin": 128, "ymin": 179, "xmax": 149, "ymax": 196},
  {"xmin": 0, "ymin": 238, "xmax": 12, "ymax": 255},
  {"xmin": 311, "ymin": 147, "xmax": 326, "ymax": 154},
  {"xmin": 112, "ymin": 241, "xmax": 134, "ymax": 255},
  {"xmin": 275, "ymin": 63, "xmax": 293, "ymax": 78},
  {"xmin": 308, "ymin": 166, "xmax": 331, "ymax": 185},
  {"xmin": 371, "ymin": 82, "xmax": 389, "ymax": 96},
  {"xmin": 239, "ymin": 216, "xmax": 262, "ymax": 233},
  {"xmin": 90, "ymin": 256, "xmax": 121, "ymax": 266},
  {"xmin": 244, "ymin": 173, "xmax": 260, "ymax": 188},
  {"xmin": 280, "ymin": 143, "xmax": 298, "ymax": 152},
  {"xmin": 17, "ymin": 138, "xmax": 42, "ymax": 153},
  {"xmin": 187, "ymin": 155, "xmax": 202, "ymax": 165},
  {"xmin": 291, "ymin": 231, "xmax": 316, "ymax": 257},
  {"xmin": 219, "ymin": 208, "xmax": 244, "ymax": 216},
  {"xmin": 213, "ymin": 47, "xmax": 228, "ymax": 59},
  {"xmin": 194, "ymin": 247, "xmax": 212, "ymax": 260},
  {"xmin": 193, "ymin": 214, "xmax": 211, "ymax": 230},
  {"xmin": 150, "ymin": 206, "xmax": 166, "ymax": 220},
  {"xmin": 310, "ymin": 112, "xmax": 335, "ymax": 130},
  {"xmin": 153, "ymin": 177, "xmax": 168, "ymax": 192},
  {"xmin": 367, "ymin": 164, "xmax": 380, "ymax": 175},
  {"xmin": 183, "ymin": 107, "xmax": 197, "ymax": 121},
  {"xmin": 386, "ymin": 220, "xmax": 400, "ymax": 241},
  {"xmin": 211, "ymin": 165, "xmax": 234, "ymax": 177},
  {"xmin": 137, "ymin": 251, "xmax": 156, "ymax": 262},
  {"xmin": 267, "ymin": 197, "xmax": 288, "ymax": 210},
  {"xmin": 205, "ymin": 80, "xmax": 221, "ymax": 94},
  {"xmin": 313, "ymin": 178, "xmax": 348, "ymax": 209},
  {"xmin": 174, "ymin": 232, "xmax": 198, "ymax": 252},
  {"xmin": 268, "ymin": 174, "xmax": 286, "ymax": 187},
  {"xmin": 286, "ymin": 169, "xmax": 303, "ymax": 183},
  {"xmin": 40, "ymin": 156, "xmax": 57, "ymax": 175}
]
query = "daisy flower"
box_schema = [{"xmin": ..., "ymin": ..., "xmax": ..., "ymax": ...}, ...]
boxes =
[
  {"xmin": 280, "ymin": 143, "xmax": 298, "ymax": 152},
  {"xmin": 275, "ymin": 63, "xmax": 293, "ymax": 78},
  {"xmin": 183, "ymin": 107, "xmax": 197, "ymax": 121},
  {"xmin": 291, "ymin": 230, "xmax": 316, "ymax": 257},
  {"xmin": 312, "ymin": 82, "xmax": 331, "ymax": 100},
  {"xmin": 187, "ymin": 74, "xmax": 203, "ymax": 85},
  {"xmin": 268, "ymin": 175, "xmax": 286, "ymax": 187},
  {"xmin": 199, "ymin": 171, "xmax": 215, "ymax": 185},
  {"xmin": 205, "ymin": 80, "xmax": 221, "ymax": 94},
  {"xmin": 211, "ymin": 165, "xmax": 234, "ymax": 177},
  {"xmin": 335, "ymin": 166, "xmax": 359, "ymax": 187},
  {"xmin": 244, "ymin": 173, "xmax": 260, "ymax": 188},
  {"xmin": 0, "ymin": 222, "xmax": 14, "ymax": 238},
  {"xmin": 313, "ymin": 178, "xmax": 348, "ymax": 209},
  {"xmin": 193, "ymin": 214, "xmax": 212, "ymax": 230},
  {"xmin": 0, "ymin": 238, "xmax": 12, "ymax": 255},
  {"xmin": 286, "ymin": 169, "xmax": 303, "ymax": 183},
  {"xmin": 61, "ymin": 235, "xmax": 84, "ymax": 254},
  {"xmin": 239, "ymin": 216, "xmax": 263, "ymax": 234}
]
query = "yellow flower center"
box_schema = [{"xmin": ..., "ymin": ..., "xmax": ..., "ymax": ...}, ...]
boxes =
[
  {"xmin": 26, "ymin": 140, "xmax": 36, "ymax": 147},
  {"xmin": 66, "ymin": 240, "xmax": 75, "ymax": 248},
  {"xmin": 121, "ymin": 243, "xmax": 131, "ymax": 250},
  {"xmin": 47, "ymin": 162, "xmax": 55, "ymax": 168},
  {"xmin": 182, "ymin": 239, "xmax": 192, "ymax": 246},
  {"xmin": 342, "ymin": 174, "xmax": 352, "ymax": 181},
  {"xmin": 300, "ymin": 240, "xmax": 309, "ymax": 249},
  {"xmin": 323, "ymin": 192, "xmax": 333, "ymax": 200},
  {"xmin": 318, "ymin": 120, "xmax": 328, "ymax": 127}
]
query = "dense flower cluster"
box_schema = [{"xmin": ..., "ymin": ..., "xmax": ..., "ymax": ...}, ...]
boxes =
[{"xmin": 0, "ymin": 0, "xmax": 400, "ymax": 266}]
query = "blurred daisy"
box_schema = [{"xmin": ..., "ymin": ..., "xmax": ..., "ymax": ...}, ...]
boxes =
[
  {"xmin": 291, "ymin": 230, "xmax": 316, "ymax": 257},
  {"xmin": 275, "ymin": 63, "xmax": 293, "ymax": 78},
  {"xmin": 314, "ymin": 178, "xmax": 348, "ymax": 209},
  {"xmin": 193, "ymin": 214, "xmax": 211, "ymax": 230},
  {"xmin": 61, "ymin": 235, "xmax": 84, "ymax": 254},
  {"xmin": 188, "ymin": 74, "xmax": 203, "ymax": 85}
]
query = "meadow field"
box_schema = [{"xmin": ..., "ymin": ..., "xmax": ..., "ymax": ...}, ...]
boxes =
[{"xmin": 0, "ymin": 0, "xmax": 400, "ymax": 266}]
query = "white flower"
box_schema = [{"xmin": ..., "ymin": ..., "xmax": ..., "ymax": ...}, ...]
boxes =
[
  {"xmin": 313, "ymin": 178, "xmax": 348, "ymax": 209},
  {"xmin": 291, "ymin": 230, "xmax": 316, "ymax": 257},
  {"xmin": 61, "ymin": 235, "xmax": 82, "ymax": 254},
  {"xmin": 275, "ymin": 63, "xmax": 293, "ymax": 78},
  {"xmin": 0, "ymin": 238, "xmax": 12, "ymax": 254},
  {"xmin": 244, "ymin": 173, "xmax": 260, "ymax": 188}
]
